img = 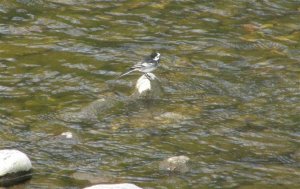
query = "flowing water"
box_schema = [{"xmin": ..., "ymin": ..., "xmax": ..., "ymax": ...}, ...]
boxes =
[{"xmin": 0, "ymin": 0, "xmax": 300, "ymax": 188}]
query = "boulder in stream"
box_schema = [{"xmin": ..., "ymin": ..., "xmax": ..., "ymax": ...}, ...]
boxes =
[{"xmin": 0, "ymin": 149, "xmax": 32, "ymax": 187}]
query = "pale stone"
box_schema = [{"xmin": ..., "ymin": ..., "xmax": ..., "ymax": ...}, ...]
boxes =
[
  {"xmin": 0, "ymin": 149, "xmax": 32, "ymax": 177},
  {"xmin": 133, "ymin": 73, "xmax": 162, "ymax": 99},
  {"xmin": 135, "ymin": 73, "xmax": 157, "ymax": 94},
  {"xmin": 84, "ymin": 183, "xmax": 142, "ymax": 189},
  {"xmin": 61, "ymin": 131, "xmax": 73, "ymax": 139}
]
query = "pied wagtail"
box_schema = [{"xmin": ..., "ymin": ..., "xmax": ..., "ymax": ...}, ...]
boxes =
[{"xmin": 118, "ymin": 52, "xmax": 160, "ymax": 79}]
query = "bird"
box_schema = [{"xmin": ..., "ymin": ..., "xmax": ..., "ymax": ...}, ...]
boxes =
[{"xmin": 118, "ymin": 52, "xmax": 160, "ymax": 79}]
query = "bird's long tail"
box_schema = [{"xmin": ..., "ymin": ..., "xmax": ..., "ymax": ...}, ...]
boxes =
[{"xmin": 117, "ymin": 69, "xmax": 136, "ymax": 79}]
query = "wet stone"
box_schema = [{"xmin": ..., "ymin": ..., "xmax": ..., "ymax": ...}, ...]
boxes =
[
  {"xmin": 159, "ymin": 155, "xmax": 190, "ymax": 173},
  {"xmin": 84, "ymin": 183, "xmax": 143, "ymax": 189},
  {"xmin": 0, "ymin": 150, "xmax": 32, "ymax": 187},
  {"xmin": 133, "ymin": 73, "xmax": 163, "ymax": 99}
]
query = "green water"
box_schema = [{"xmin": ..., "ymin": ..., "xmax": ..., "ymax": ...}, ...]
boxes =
[{"xmin": 0, "ymin": 0, "xmax": 300, "ymax": 188}]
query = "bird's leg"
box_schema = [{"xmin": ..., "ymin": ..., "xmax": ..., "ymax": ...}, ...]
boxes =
[{"xmin": 144, "ymin": 73, "xmax": 152, "ymax": 80}]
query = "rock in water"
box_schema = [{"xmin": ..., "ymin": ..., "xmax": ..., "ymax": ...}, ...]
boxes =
[
  {"xmin": 136, "ymin": 74, "xmax": 154, "ymax": 94},
  {"xmin": 159, "ymin": 155, "xmax": 190, "ymax": 173},
  {"xmin": 84, "ymin": 183, "xmax": 143, "ymax": 189},
  {"xmin": 133, "ymin": 73, "xmax": 162, "ymax": 98},
  {"xmin": 0, "ymin": 149, "xmax": 32, "ymax": 187}
]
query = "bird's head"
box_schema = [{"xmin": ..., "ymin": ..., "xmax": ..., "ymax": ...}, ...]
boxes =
[{"xmin": 151, "ymin": 52, "xmax": 160, "ymax": 61}]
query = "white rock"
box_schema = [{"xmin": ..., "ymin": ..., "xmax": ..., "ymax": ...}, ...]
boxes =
[
  {"xmin": 166, "ymin": 156, "xmax": 190, "ymax": 164},
  {"xmin": 135, "ymin": 73, "xmax": 156, "ymax": 94},
  {"xmin": 133, "ymin": 73, "xmax": 163, "ymax": 99},
  {"xmin": 84, "ymin": 183, "xmax": 142, "ymax": 189},
  {"xmin": 61, "ymin": 131, "xmax": 73, "ymax": 139},
  {"xmin": 0, "ymin": 149, "xmax": 32, "ymax": 177}
]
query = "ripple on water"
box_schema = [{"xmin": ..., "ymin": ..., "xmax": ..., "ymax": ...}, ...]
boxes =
[{"xmin": 1, "ymin": 0, "xmax": 300, "ymax": 188}]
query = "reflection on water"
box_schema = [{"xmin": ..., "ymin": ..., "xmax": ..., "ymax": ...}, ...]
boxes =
[{"xmin": 0, "ymin": 0, "xmax": 300, "ymax": 188}]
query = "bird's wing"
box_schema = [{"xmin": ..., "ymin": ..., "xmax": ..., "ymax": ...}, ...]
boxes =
[
  {"xmin": 131, "ymin": 61, "xmax": 147, "ymax": 69},
  {"xmin": 118, "ymin": 61, "xmax": 151, "ymax": 78},
  {"xmin": 117, "ymin": 69, "xmax": 136, "ymax": 78},
  {"xmin": 118, "ymin": 62, "xmax": 144, "ymax": 78},
  {"xmin": 136, "ymin": 61, "xmax": 155, "ymax": 67}
]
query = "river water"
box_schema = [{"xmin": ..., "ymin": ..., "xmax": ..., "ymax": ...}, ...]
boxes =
[{"xmin": 0, "ymin": 0, "xmax": 300, "ymax": 188}]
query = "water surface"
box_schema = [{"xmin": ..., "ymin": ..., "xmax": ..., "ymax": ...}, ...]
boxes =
[{"xmin": 0, "ymin": 0, "xmax": 300, "ymax": 188}]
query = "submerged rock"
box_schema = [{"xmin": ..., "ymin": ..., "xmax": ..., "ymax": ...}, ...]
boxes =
[
  {"xmin": 59, "ymin": 97, "xmax": 123, "ymax": 123},
  {"xmin": 0, "ymin": 149, "xmax": 32, "ymax": 187},
  {"xmin": 72, "ymin": 172, "xmax": 117, "ymax": 185},
  {"xmin": 52, "ymin": 131, "xmax": 79, "ymax": 145},
  {"xmin": 84, "ymin": 183, "xmax": 142, "ymax": 189},
  {"xmin": 159, "ymin": 155, "xmax": 190, "ymax": 173},
  {"xmin": 59, "ymin": 73, "xmax": 163, "ymax": 123}
]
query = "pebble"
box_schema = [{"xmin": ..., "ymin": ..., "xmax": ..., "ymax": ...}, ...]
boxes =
[{"xmin": 61, "ymin": 131, "xmax": 73, "ymax": 139}]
